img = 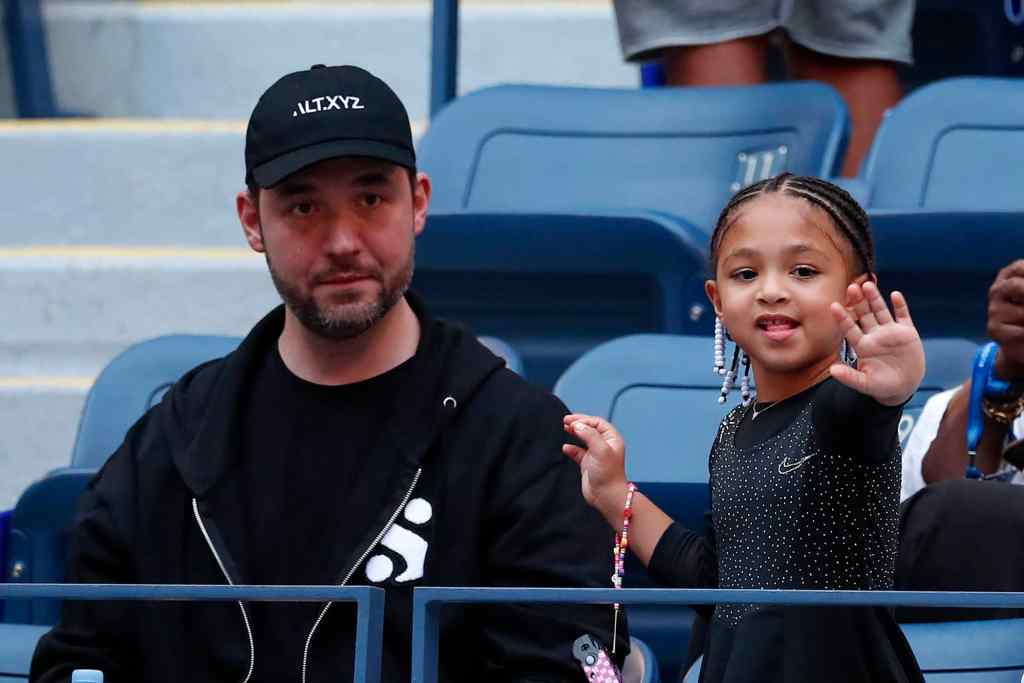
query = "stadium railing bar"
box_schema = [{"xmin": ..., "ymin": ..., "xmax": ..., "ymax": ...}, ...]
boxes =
[
  {"xmin": 411, "ymin": 587, "xmax": 1024, "ymax": 683},
  {"xmin": 0, "ymin": 584, "xmax": 384, "ymax": 683}
]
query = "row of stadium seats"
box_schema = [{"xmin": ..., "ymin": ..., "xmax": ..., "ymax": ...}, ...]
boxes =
[
  {"xmin": 0, "ymin": 332, "xmax": 1006, "ymax": 682},
  {"xmin": 3, "ymin": 77, "xmax": 1021, "ymax": 389}
]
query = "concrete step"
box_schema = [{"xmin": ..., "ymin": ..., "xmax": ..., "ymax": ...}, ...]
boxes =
[
  {"xmin": 39, "ymin": 2, "xmax": 635, "ymax": 123},
  {"xmin": 0, "ymin": 121, "xmax": 248, "ymax": 246},
  {"xmin": 0, "ymin": 388, "xmax": 85, "ymax": 509},
  {"xmin": 0, "ymin": 246, "xmax": 277, "ymax": 509},
  {"xmin": 0, "ymin": 119, "xmax": 428, "ymax": 246},
  {"xmin": 0, "ymin": 247, "xmax": 275, "ymax": 345}
]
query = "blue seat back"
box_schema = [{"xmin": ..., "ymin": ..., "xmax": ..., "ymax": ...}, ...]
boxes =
[
  {"xmin": 0, "ymin": 623, "xmax": 51, "ymax": 681},
  {"xmin": 903, "ymin": 619, "xmax": 1024, "ymax": 679},
  {"xmin": 871, "ymin": 210, "xmax": 1024, "ymax": 341},
  {"xmin": 70, "ymin": 335, "xmax": 241, "ymax": 470},
  {"xmin": 416, "ymin": 211, "xmax": 711, "ymax": 387},
  {"xmin": 478, "ymin": 336, "xmax": 524, "ymax": 376},
  {"xmin": 900, "ymin": 338, "xmax": 978, "ymax": 447},
  {"xmin": 419, "ymin": 83, "xmax": 849, "ymax": 232},
  {"xmin": 863, "ymin": 78, "xmax": 1024, "ymax": 210},
  {"xmin": 3, "ymin": 469, "xmax": 94, "ymax": 624}
]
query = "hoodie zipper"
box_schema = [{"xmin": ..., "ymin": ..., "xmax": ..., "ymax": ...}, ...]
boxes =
[
  {"xmin": 300, "ymin": 466, "xmax": 423, "ymax": 683},
  {"xmin": 193, "ymin": 499, "xmax": 256, "ymax": 683}
]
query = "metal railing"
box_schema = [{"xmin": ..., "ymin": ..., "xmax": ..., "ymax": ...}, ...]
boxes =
[
  {"xmin": 411, "ymin": 587, "xmax": 1024, "ymax": 683},
  {"xmin": 0, "ymin": 584, "xmax": 385, "ymax": 683}
]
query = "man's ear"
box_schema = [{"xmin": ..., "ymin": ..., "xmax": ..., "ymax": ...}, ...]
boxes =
[
  {"xmin": 237, "ymin": 190, "xmax": 265, "ymax": 253},
  {"xmin": 412, "ymin": 171, "xmax": 431, "ymax": 237},
  {"xmin": 705, "ymin": 279, "xmax": 723, "ymax": 318}
]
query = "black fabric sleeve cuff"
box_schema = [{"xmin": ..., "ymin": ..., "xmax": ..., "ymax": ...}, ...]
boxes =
[{"xmin": 649, "ymin": 522, "xmax": 715, "ymax": 588}]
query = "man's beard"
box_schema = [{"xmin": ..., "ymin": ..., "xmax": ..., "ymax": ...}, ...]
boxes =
[{"xmin": 266, "ymin": 243, "xmax": 414, "ymax": 341}]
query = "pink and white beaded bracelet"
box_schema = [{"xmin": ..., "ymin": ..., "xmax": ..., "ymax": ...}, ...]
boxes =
[{"xmin": 611, "ymin": 482, "xmax": 637, "ymax": 654}]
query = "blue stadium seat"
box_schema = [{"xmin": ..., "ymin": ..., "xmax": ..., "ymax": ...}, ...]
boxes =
[
  {"xmin": 625, "ymin": 636, "xmax": 660, "ymax": 683},
  {"xmin": 871, "ymin": 210, "xmax": 1024, "ymax": 341},
  {"xmin": 900, "ymin": 338, "xmax": 977, "ymax": 447},
  {"xmin": 415, "ymin": 211, "xmax": 711, "ymax": 387},
  {"xmin": 862, "ymin": 78, "xmax": 1024, "ymax": 211},
  {"xmin": 554, "ymin": 334, "xmax": 976, "ymax": 681},
  {"xmin": 903, "ymin": 618, "xmax": 1024, "ymax": 680},
  {"xmin": 0, "ymin": 623, "xmax": 50, "ymax": 681},
  {"xmin": 419, "ymin": 82, "xmax": 849, "ymax": 233},
  {"xmin": 70, "ymin": 334, "xmax": 241, "ymax": 470},
  {"xmin": 3, "ymin": 469, "xmax": 94, "ymax": 625}
]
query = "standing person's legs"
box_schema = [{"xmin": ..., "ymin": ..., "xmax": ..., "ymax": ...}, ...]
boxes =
[
  {"xmin": 662, "ymin": 36, "xmax": 769, "ymax": 86},
  {"xmin": 611, "ymin": 0, "xmax": 778, "ymax": 84},
  {"xmin": 784, "ymin": 0, "xmax": 915, "ymax": 177},
  {"xmin": 787, "ymin": 47, "xmax": 903, "ymax": 176}
]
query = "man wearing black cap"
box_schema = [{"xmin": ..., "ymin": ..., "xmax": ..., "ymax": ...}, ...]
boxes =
[{"xmin": 31, "ymin": 65, "xmax": 626, "ymax": 683}]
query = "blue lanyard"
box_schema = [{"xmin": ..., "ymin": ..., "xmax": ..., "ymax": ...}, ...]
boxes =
[
  {"xmin": 966, "ymin": 343, "xmax": 1000, "ymax": 478},
  {"xmin": 962, "ymin": 344, "xmax": 1003, "ymax": 479}
]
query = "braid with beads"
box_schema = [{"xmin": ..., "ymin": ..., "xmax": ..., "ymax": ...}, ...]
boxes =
[{"xmin": 709, "ymin": 173, "xmax": 875, "ymax": 277}]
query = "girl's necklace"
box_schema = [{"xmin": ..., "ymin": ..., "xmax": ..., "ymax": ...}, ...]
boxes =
[{"xmin": 751, "ymin": 400, "xmax": 778, "ymax": 421}]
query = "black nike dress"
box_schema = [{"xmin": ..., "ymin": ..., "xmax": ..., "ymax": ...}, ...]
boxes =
[{"xmin": 649, "ymin": 378, "xmax": 924, "ymax": 682}]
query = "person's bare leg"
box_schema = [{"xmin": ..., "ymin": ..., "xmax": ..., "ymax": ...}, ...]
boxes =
[
  {"xmin": 662, "ymin": 35, "xmax": 770, "ymax": 86},
  {"xmin": 787, "ymin": 42, "xmax": 903, "ymax": 177}
]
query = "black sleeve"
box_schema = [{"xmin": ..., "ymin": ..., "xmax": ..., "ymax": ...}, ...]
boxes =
[
  {"xmin": 813, "ymin": 379, "xmax": 904, "ymax": 465},
  {"xmin": 649, "ymin": 516, "xmax": 719, "ymax": 620},
  {"xmin": 30, "ymin": 437, "xmax": 141, "ymax": 683},
  {"xmin": 477, "ymin": 392, "xmax": 628, "ymax": 682}
]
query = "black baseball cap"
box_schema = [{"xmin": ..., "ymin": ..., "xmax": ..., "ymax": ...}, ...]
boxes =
[{"xmin": 245, "ymin": 64, "xmax": 416, "ymax": 188}]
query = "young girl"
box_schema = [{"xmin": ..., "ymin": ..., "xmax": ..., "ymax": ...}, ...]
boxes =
[{"xmin": 564, "ymin": 174, "xmax": 926, "ymax": 682}]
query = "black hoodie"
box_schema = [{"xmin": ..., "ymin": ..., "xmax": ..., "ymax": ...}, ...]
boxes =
[{"xmin": 31, "ymin": 295, "xmax": 627, "ymax": 683}]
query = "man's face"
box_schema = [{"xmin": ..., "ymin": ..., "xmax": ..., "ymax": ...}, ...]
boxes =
[{"xmin": 238, "ymin": 156, "xmax": 430, "ymax": 339}]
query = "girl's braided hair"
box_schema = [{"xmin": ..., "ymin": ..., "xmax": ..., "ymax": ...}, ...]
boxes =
[{"xmin": 708, "ymin": 173, "xmax": 875, "ymax": 277}]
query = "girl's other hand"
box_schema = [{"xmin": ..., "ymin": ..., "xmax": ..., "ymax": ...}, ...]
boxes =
[
  {"xmin": 830, "ymin": 281, "xmax": 926, "ymax": 406},
  {"xmin": 562, "ymin": 414, "xmax": 629, "ymax": 516}
]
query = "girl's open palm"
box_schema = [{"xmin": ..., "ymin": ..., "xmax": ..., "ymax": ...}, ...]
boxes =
[
  {"xmin": 830, "ymin": 281, "xmax": 925, "ymax": 406},
  {"xmin": 562, "ymin": 414, "xmax": 628, "ymax": 509}
]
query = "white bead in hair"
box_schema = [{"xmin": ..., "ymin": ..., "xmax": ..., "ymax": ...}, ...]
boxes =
[
  {"xmin": 713, "ymin": 317, "xmax": 726, "ymax": 375},
  {"xmin": 719, "ymin": 345, "xmax": 739, "ymax": 403}
]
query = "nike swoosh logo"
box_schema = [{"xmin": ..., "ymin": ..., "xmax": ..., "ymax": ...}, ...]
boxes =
[{"xmin": 778, "ymin": 454, "xmax": 815, "ymax": 475}]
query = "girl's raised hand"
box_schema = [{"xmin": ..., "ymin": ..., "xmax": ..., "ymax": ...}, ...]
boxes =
[
  {"xmin": 829, "ymin": 281, "xmax": 925, "ymax": 406},
  {"xmin": 562, "ymin": 414, "xmax": 629, "ymax": 512}
]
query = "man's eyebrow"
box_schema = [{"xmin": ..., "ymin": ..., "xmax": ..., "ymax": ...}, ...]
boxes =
[
  {"xmin": 274, "ymin": 180, "xmax": 316, "ymax": 197},
  {"xmin": 351, "ymin": 171, "xmax": 392, "ymax": 187}
]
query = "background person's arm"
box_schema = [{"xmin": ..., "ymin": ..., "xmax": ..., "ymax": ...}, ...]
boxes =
[
  {"xmin": 921, "ymin": 380, "xmax": 1013, "ymax": 482},
  {"xmin": 922, "ymin": 261, "xmax": 1024, "ymax": 483}
]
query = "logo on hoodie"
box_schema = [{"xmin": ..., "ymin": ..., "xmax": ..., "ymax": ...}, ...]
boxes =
[{"xmin": 364, "ymin": 497, "xmax": 432, "ymax": 584}]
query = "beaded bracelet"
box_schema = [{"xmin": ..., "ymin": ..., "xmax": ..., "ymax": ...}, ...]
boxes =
[{"xmin": 611, "ymin": 482, "xmax": 637, "ymax": 654}]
